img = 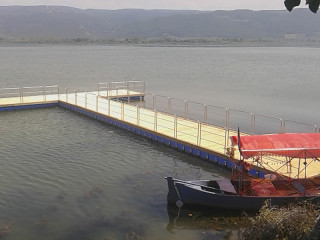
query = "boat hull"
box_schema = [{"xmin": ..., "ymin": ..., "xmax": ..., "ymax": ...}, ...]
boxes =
[{"xmin": 166, "ymin": 177, "xmax": 318, "ymax": 211}]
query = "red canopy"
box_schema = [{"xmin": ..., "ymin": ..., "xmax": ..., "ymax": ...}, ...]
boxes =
[{"xmin": 231, "ymin": 133, "xmax": 320, "ymax": 159}]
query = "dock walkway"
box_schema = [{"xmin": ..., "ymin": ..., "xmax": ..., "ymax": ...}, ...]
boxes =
[{"xmin": 1, "ymin": 81, "xmax": 320, "ymax": 179}]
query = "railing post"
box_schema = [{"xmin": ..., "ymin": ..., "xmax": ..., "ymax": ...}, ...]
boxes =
[
  {"xmin": 126, "ymin": 81, "xmax": 129, "ymax": 96},
  {"xmin": 225, "ymin": 108, "xmax": 230, "ymax": 130},
  {"xmin": 107, "ymin": 83, "xmax": 109, "ymax": 98},
  {"xmin": 121, "ymin": 101, "xmax": 124, "ymax": 120},
  {"xmin": 43, "ymin": 86, "xmax": 46, "ymax": 101},
  {"xmin": 174, "ymin": 115, "xmax": 177, "ymax": 138},
  {"xmin": 108, "ymin": 99, "xmax": 111, "ymax": 116},
  {"xmin": 154, "ymin": 110, "xmax": 157, "ymax": 131},
  {"xmin": 281, "ymin": 119, "xmax": 285, "ymax": 133},
  {"xmin": 204, "ymin": 104, "xmax": 208, "ymax": 123},
  {"xmin": 96, "ymin": 95, "xmax": 99, "ymax": 112},
  {"xmin": 225, "ymin": 108, "xmax": 230, "ymax": 151},
  {"xmin": 251, "ymin": 113, "xmax": 255, "ymax": 135},
  {"xmin": 85, "ymin": 93, "xmax": 88, "ymax": 108},
  {"xmin": 137, "ymin": 105, "xmax": 140, "ymax": 125},
  {"xmin": 184, "ymin": 100, "xmax": 188, "ymax": 118},
  {"xmin": 197, "ymin": 121, "xmax": 201, "ymax": 146},
  {"xmin": 20, "ymin": 87, "xmax": 23, "ymax": 103},
  {"xmin": 66, "ymin": 88, "xmax": 68, "ymax": 103}
]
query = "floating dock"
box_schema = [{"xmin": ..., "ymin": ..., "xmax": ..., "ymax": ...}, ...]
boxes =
[{"xmin": 1, "ymin": 81, "xmax": 320, "ymax": 179}]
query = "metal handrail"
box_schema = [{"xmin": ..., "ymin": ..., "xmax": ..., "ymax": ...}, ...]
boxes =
[
  {"xmin": 141, "ymin": 91, "xmax": 320, "ymax": 152},
  {"xmin": 22, "ymin": 86, "xmax": 43, "ymax": 89},
  {"xmin": 0, "ymin": 87, "xmax": 20, "ymax": 90},
  {"xmin": 252, "ymin": 113, "xmax": 283, "ymax": 134},
  {"xmin": 98, "ymin": 80, "xmax": 145, "ymax": 102},
  {"xmin": 75, "ymin": 88, "xmax": 320, "ymax": 154},
  {"xmin": 283, "ymin": 119, "xmax": 317, "ymax": 133},
  {"xmin": 0, "ymin": 85, "xmax": 60, "ymax": 103},
  {"xmin": 1, "ymin": 83, "xmax": 319, "ymax": 154}
]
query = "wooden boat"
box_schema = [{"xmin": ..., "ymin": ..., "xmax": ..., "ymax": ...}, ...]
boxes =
[
  {"xmin": 166, "ymin": 132, "xmax": 320, "ymax": 211},
  {"xmin": 166, "ymin": 176, "xmax": 320, "ymax": 211}
]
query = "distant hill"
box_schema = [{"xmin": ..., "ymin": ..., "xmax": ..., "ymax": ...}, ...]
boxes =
[{"xmin": 1, "ymin": 6, "xmax": 320, "ymax": 41}]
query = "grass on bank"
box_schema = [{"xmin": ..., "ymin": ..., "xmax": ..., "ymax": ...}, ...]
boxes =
[{"xmin": 241, "ymin": 200, "xmax": 319, "ymax": 240}]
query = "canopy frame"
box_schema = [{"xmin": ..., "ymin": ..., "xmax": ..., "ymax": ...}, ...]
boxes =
[
  {"xmin": 231, "ymin": 132, "xmax": 320, "ymax": 179},
  {"xmin": 231, "ymin": 133, "xmax": 320, "ymax": 160}
]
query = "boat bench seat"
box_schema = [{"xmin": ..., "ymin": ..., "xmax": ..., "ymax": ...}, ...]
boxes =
[
  {"xmin": 292, "ymin": 182, "xmax": 311, "ymax": 196},
  {"xmin": 217, "ymin": 178, "xmax": 237, "ymax": 194}
]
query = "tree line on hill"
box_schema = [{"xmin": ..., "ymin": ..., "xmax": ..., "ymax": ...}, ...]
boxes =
[{"xmin": 1, "ymin": 6, "xmax": 320, "ymax": 44}]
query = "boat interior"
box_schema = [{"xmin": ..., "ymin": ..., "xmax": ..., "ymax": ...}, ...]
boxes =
[{"xmin": 203, "ymin": 176, "xmax": 320, "ymax": 197}]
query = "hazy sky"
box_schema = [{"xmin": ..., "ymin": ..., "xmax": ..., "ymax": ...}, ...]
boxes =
[{"xmin": 0, "ymin": 0, "xmax": 306, "ymax": 11}]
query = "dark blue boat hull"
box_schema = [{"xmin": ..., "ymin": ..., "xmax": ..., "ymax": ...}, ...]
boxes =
[{"xmin": 166, "ymin": 177, "xmax": 316, "ymax": 211}]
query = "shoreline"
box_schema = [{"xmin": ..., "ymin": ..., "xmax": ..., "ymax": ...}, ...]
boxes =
[{"xmin": 1, "ymin": 38, "xmax": 320, "ymax": 48}]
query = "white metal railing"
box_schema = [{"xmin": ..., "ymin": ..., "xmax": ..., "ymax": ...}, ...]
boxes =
[
  {"xmin": 0, "ymin": 87, "xmax": 21, "ymax": 99},
  {"xmin": 98, "ymin": 80, "xmax": 145, "ymax": 98},
  {"xmin": 282, "ymin": 119, "xmax": 317, "ymax": 133},
  {"xmin": 140, "ymin": 92, "xmax": 319, "ymax": 135},
  {"xmin": 1, "ymin": 83, "xmax": 319, "ymax": 155},
  {"xmin": 0, "ymin": 85, "xmax": 60, "ymax": 103},
  {"xmin": 62, "ymin": 92, "xmax": 220, "ymax": 151}
]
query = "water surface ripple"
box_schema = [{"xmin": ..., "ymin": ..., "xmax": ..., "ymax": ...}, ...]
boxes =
[
  {"xmin": 0, "ymin": 108, "xmax": 231, "ymax": 240},
  {"xmin": 1, "ymin": 45, "xmax": 319, "ymax": 240}
]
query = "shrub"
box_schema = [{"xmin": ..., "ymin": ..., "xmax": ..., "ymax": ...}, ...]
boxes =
[{"xmin": 241, "ymin": 200, "xmax": 319, "ymax": 240}]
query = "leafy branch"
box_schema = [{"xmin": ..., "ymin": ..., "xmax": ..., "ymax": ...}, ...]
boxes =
[{"xmin": 285, "ymin": 0, "xmax": 320, "ymax": 13}]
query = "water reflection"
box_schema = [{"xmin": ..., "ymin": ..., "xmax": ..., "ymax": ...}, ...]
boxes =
[
  {"xmin": 166, "ymin": 205, "xmax": 245, "ymax": 240},
  {"xmin": 0, "ymin": 108, "xmax": 242, "ymax": 240},
  {"xmin": 0, "ymin": 223, "xmax": 13, "ymax": 238}
]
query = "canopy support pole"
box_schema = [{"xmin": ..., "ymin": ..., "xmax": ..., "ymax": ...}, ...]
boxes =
[
  {"xmin": 304, "ymin": 157, "xmax": 307, "ymax": 179},
  {"xmin": 298, "ymin": 158, "xmax": 301, "ymax": 179}
]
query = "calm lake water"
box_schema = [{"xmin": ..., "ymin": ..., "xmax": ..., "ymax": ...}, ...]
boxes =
[{"xmin": 0, "ymin": 45, "xmax": 319, "ymax": 239}]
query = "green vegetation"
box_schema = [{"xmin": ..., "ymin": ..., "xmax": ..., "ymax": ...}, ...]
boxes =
[
  {"xmin": 168, "ymin": 200, "xmax": 320, "ymax": 240},
  {"xmin": 1, "ymin": 37, "xmax": 319, "ymax": 47},
  {"xmin": 241, "ymin": 200, "xmax": 319, "ymax": 240},
  {"xmin": 285, "ymin": 0, "xmax": 320, "ymax": 13},
  {"xmin": 2, "ymin": 6, "xmax": 320, "ymax": 45},
  {"xmin": 0, "ymin": 37, "xmax": 248, "ymax": 45}
]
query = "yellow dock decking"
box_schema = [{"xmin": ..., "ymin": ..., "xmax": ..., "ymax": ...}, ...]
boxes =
[{"xmin": 1, "ymin": 84, "xmax": 320, "ymax": 179}]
